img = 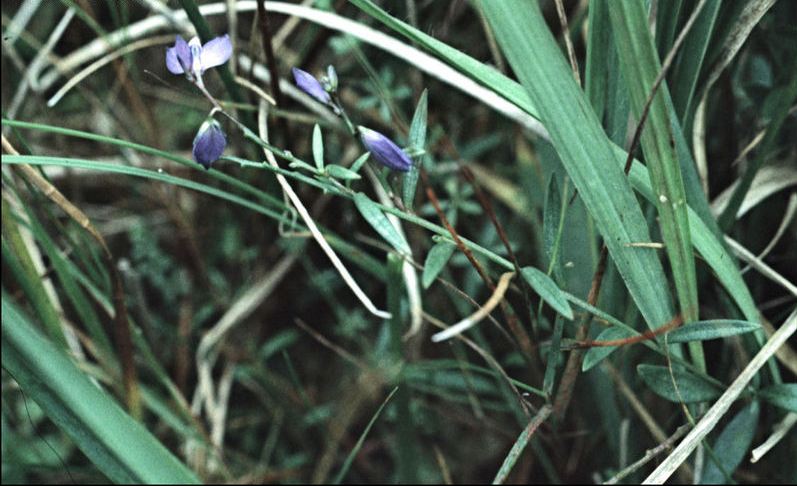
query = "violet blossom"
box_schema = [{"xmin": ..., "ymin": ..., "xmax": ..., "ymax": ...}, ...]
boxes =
[
  {"xmin": 358, "ymin": 126, "xmax": 413, "ymax": 172},
  {"xmin": 291, "ymin": 67, "xmax": 332, "ymax": 105},
  {"xmin": 193, "ymin": 119, "xmax": 226, "ymax": 169},
  {"xmin": 166, "ymin": 34, "xmax": 232, "ymax": 86}
]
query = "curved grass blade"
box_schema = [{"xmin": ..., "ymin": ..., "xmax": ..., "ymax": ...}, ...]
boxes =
[
  {"xmin": 332, "ymin": 387, "xmax": 398, "ymax": 484},
  {"xmin": 2, "ymin": 296, "xmax": 199, "ymax": 484}
]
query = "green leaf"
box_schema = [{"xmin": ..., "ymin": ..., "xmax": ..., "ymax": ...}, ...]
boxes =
[
  {"xmin": 403, "ymin": 89, "xmax": 428, "ymax": 210},
  {"xmin": 543, "ymin": 316, "xmax": 565, "ymax": 396},
  {"xmin": 700, "ymin": 401, "xmax": 760, "ymax": 484},
  {"xmin": 353, "ymin": 192, "xmax": 410, "ymax": 255},
  {"xmin": 326, "ymin": 164, "xmax": 361, "ymax": 180},
  {"xmin": 637, "ymin": 364, "xmax": 723, "ymax": 403},
  {"xmin": 350, "ymin": 152, "xmax": 371, "ymax": 173},
  {"xmin": 422, "ymin": 242, "xmax": 455, "ymax": 289},
  {"xmin": 582, "ymin": 327, "xmax": 637, "ymax": 372},
  {"xmin": 343, "ymin": 7, "xmax": 759, "ymax": 349},
  {"xmin": 665, "ymin": 320, "xmax": 761, "ymax": 344},
  {"xmin": 608, "ymin": 2, "xmax": 700, "ymax": 368},
  {"xmin": 584, "ymin": 0, "xmax": 612, "ymax": 120},
  {"xmin": 758, "ymin": 384, "xmax": 797, "ymax": 413},
  {"xmin": 312, "ymin": 124, "xmax": 324, "ymax": 171},
  {"xmin": 542, "ymin": 175, "xmax": 564, "ymax": 276},
  {"xmin": 520, "ymin": 267, "xmax": 573, "ymax": 320},
  {"xmin": 2, "ymin": 296, "xmax": 200, "ymax": 483},
  {"xmin": 482, "ymin": 0, "xmax": 674, "ymax": 331}
]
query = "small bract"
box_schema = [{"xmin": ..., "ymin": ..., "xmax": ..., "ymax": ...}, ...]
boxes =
[
  {"xmin": 166, "ymin": 34, "xmax": 232, "ymax": 86},
  {"xmin": 358, "ymin": 126, "xmax": 413, "ymax": 172},
  {"xmin": 193, "ymin": 119, "xmax": 226, "ymax": 169}
]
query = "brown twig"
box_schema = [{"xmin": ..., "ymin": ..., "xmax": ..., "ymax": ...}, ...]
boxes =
[
  {"xmin": 256, "ymin": 0, "xmax": 291, "ymax": 140},
  {"xmin": 554, "ymin": 0, "xmax": 581, "ymax": 86},
  {"xmin": 575, "ymin": 314, "xmax": 683, "ymax": 348}
]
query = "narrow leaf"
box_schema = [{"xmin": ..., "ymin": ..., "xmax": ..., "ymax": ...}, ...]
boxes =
[
  {"xmin": 422, "ymin": 242, "xmax": 455, "ymax": 289},
  {"xmin": 353, "ymin": 192, "xmax": 410, "ymax": 255},
  {"xmin": 700, "ymin": 401, "xmax": 760, "ymax": 484},
  {"xmin": 665, "ymin": 320, "xmax": 761, "ymax": 344},
  {"xmin": 326, "ymin": 164, "xmax": 361, "ymax": 180},
  {"xmin": 403, "ymin": 89, "xmax": 428, "ymax": 210},
  {"xmin": 582, "ymin": 327, "xmax": 637, "ymax": 372},
  {"xmin": 758, "ymin": 384, "xmax": 797, "ymax": 413},
  {"xmin": 521, "ymin": 267, "xmax": 574, "ymax": 320},
  {"xmin": 543, "ymin": 316, "xmax": 565, "ymax": 396},
  {"xmin": 312, "ymin": 124, "xmax": 324, "ymax": 171},
  {"xmin": 542, "ymin": 175, "xmax": 563, "ymax": 275},
  {"xmin": 637, "ymin": 364, "xmax": 723, "ymax": 403}
]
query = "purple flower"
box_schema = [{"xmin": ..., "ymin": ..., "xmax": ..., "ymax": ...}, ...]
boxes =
[
  {"xmin": 358, "ymin": 126, "xmax": 413, "ymax": 172},
  {"xmin": 166, "ymin": 34, "xmax": 232, "ymax": 85},
  {"xmin": 292, "ymin": 67, "xmax": 332, "ymax": 105},
  {"xmin": 193, "ymin": 119, "xmax": 226, "ymax": 169}
]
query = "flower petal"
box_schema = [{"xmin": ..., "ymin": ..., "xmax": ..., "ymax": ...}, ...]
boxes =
[
  {"xmin": 358, "ymin": 126, "xmax": 413, "ymax": 172},
  {"xmin": 193, "ymin": 120, "xmax": 227, "ymax": 169},
  {"xmin": 165, "ymin": 47, "xmax": 184, "ymax": 74},
  {"xmin": 292, "ymin": 67, "xmax": 331, "ymax": 105},
  {"xmin": 175, "ymin": 35, "xmax": 193, "ymax": 73},
  {"xmin": 200, "ymin": 34, "xmax": 233, "ymax": 72}
]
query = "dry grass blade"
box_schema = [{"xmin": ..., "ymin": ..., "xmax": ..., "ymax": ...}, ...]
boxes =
[{"xmin": 431, "ymin": 272, "xmax": 515, "ymax": 342}]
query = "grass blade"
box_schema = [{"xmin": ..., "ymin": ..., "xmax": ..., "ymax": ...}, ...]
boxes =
[
  {"xmin": 607, "ymin": 1, "xmax": 701, "ymax": 366},
  {"xmin": 481, "ymin": 0, "xmax": 674, "ymax": 331},
  {"xmin": 2, "ymin": 296, "xmax": 199, "ymax": 483}
]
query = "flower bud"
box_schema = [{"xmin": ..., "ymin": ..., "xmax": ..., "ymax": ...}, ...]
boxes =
[
  {"xmin": 291, "ymin": 67, "xmax": 332, "ymax": 105},
  {"xmin": 192, "ymin": 119, "xmax": 226, "ymax": 169},
  {"xmin": 358, "ymin": 126, "xmax": 413, "ymax": 172},
  {"xmin": 325, "ymin": 65, "xmax": 338, "ymax": 92}
]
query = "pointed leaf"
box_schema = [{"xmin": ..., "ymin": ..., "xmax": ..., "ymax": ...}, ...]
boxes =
[
  {"xmin": 582, "ymin": 327, "xmax": 637, "ymax": 372},
  {"xmin": 700, "ymin": 401, "xmax": 760, "ymax": 484},
  {"xmin": 403, "ymin": 90, "xmax": 428, "ymax": 210},
  {"xmin": 312, "ymin": 124, "xmax": 324, "ymax": 171},
  {"xmin": 665, "ymin": 320, "xmax": 760, "ymax": 344},
  {"xmin": 637, "ymin": 364, "xmax": 722, "ymax": 403},
  {"xmin": 326, "ymin": 164, "xmax": 362, "ymax": 180},
  {"xmin": 758, "ymin": 384, "xmax": 797, "ymax": 413},
  {"xmin": 353, "ymin": 192, "xmax": 410, "ymax": 255},
  {"xmin": 520, "ymin": 266, "xmax": 573, "ymax": 320},
  {"xmin": 422, "ymin": 242, "xmax": 455, "ymax": 289}
]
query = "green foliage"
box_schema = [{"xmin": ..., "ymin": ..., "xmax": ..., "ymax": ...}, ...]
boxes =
[{"xmin": 2, "ymin": 0, "xmax": 794, "ymax": 483}]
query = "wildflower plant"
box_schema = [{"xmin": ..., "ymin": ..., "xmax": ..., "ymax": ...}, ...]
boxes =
[
  {"xmin": 165, "ymin": 34, "xmax": 232, "ymax": 169},
  {"xmin": 5, "ymin": 3, "xmax": 793, "ymax": 484}
]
